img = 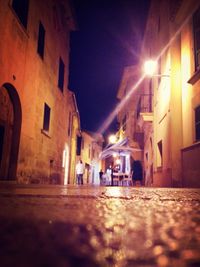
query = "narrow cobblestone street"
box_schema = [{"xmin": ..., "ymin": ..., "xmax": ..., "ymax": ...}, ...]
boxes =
[{"xmin": 1, "ymin": 184, "xmax": 200, "ymax": 267}]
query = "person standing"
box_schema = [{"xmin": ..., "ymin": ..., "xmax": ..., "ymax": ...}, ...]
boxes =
[
  {"xmin": 99, "ymin": 169, "xmax": 104, "ymax": 185},
  {"xmin": 76, "ymin": 159, "xmax": 85, "ymax": 185},
  {"xmin": 131, "ymin": 160, "xmax": 143, "ymax": 186}
]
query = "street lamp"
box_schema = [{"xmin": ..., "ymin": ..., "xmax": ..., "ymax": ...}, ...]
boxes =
[
  {"xmin": 115, "ymin": 158, "xmax": 121, "ymax": 165},
  {"xmin": 144, "ymin": 59, "xmax": 170, "ymax": 77},
  {"xmin": 144, "ymin": 60, "xmax": 157, "ymax": 76},
  {"xmin": 108, "ymin": 134, "xmax": 117, "ymax": 144}
]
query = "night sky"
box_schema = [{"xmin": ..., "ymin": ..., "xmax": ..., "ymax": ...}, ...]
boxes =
[{"xmin": 69, "ymin": 0, "xmax": 150, "ymax": 134}]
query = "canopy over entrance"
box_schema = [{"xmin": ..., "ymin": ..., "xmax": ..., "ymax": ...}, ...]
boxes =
[{"xmin": 99, "ymin": 137, "xmax": 141, "ymax": 159}]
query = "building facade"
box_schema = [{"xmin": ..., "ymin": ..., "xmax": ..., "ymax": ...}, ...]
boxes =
[
  {"xmin": 140, "ymin": 0, "xmax": 200, "ymax": 187},
  {"xmin": 115, "ymin": 0, "xmax": 200, "ymax": 188},
  {"xmin": 80, "ymin": 131, "xmax": 104, "ymax": 185},
  {"xmin": 116, "ymin": 66, "xmax": 144, "ymax": 178},
  {"xmin": 0, "ymin": 0, "xmax": 76, "ymax": 184},
  {"xmin": 67, "ymin": 91, "xmax": 81, "ymax": 185}
]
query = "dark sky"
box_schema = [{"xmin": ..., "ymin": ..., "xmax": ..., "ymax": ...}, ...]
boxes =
[{"xmin": 69, "ymin": 0, "xmax": 150, "ymax": 134}]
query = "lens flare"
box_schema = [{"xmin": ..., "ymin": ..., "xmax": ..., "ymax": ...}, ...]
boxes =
[{"xmin": 97, "ymin": 11, "xmax": 193, "ymax": 135}]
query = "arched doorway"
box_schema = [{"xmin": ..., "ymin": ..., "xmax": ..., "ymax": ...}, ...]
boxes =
[{"xmin": 0, "ymin": 83, "xmax": 22, "ymax": 180}]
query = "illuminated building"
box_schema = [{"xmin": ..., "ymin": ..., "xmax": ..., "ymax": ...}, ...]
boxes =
[
  {"xmin": 67, "ymin": 91, "xmax": 81, "ymax": 185},
  {"xmin": 116, "ymin": 0, "xmax": 200, "ymax": 187},
  {"xmin": 0, "ymin": 0, "xmax": 76, "ymax": 184},
  {"xmin": 140, "ymin": 0, "xmax": 200, "ymax": 187},
  {"xmin": 115, "ymin": 66, "xmax": 144, "ymax": 182},
  {"xmin": 80, "ymin": 131, "xmax": 104, "ymax": 184}
]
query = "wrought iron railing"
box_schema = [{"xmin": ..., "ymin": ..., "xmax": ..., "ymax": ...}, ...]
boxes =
[{"xmin": 136, "ymin": 94, "xmax": 153, "ymax": 118}]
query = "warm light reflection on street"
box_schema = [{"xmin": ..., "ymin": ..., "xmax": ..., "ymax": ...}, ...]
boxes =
[
  {"xmin": 1, "ymin": 185, "xmax": 200, "ymax": 266},
  {"xmin": 106, "ymin": 186, "xmax": 124, "ymax": 197}
]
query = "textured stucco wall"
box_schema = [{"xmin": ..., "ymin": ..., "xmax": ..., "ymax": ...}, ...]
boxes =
[{"xmin": 0, "ymin": 0, "xmax": 74, "ymax": 184}]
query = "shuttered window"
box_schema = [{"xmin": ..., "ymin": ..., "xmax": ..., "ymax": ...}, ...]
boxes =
[
  {"xmin": 195, "ymin": 105, "xmax": 200, "ymax": 141},
  {"xmin": 12, "ymin": 0, "xmax": 29, "ymax": 28},
  {"xmin": 193, "ymin": 7, "xmax": 200, "ymax": 71}
]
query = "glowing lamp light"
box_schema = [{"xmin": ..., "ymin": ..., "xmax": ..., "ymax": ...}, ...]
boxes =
[
  {"xmin": 116, "ymin": 159, "xmax": 121, "ymax": 165},
  {"xmin": 144, "ymin": 60, "xmax": 157, "ymax": 76},
  {"xmin": 113, "ymin": 152, "xmax": 117, "ymax": 158},
  {"xmin": 109, "ymin": 134, "xmax": 117, "ymax": 144}
]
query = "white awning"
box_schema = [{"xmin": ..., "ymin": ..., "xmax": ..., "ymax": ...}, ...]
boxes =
[{"xmin": 99, "ymin": 138, "xmax": 141, "ymax": 159}]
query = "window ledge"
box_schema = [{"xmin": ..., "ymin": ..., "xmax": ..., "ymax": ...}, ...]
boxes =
[
  {"xmin": 188, "ymin": 69, "xmax": 200, "ymax": 85},
  {"xmin": 41, "ymin": 129, "xmax": 51, "ymax": 138}
]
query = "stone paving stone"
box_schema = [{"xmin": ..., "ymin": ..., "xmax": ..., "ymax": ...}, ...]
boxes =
[{"xmin": 0, "ymin": 185, "xmax": 200, "ymax": 267}]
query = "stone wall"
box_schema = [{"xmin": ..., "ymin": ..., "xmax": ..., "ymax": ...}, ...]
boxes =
[{"xmin": 0, "ymin": 0, "xmax": 76, "ymax": 184}]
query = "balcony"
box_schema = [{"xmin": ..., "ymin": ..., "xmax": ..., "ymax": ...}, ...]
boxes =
[{"xmin": 137, "ymin": 94, "xmax": 153, "ymax": 126}]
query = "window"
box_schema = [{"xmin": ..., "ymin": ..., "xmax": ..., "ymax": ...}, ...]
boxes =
[
  {"xmin": 76, "ymin": 136, "xmax": 82, "ymax": 155},
  {"xmin": 157, "ymin": 140, "xmax": 163, "ymax": 167},
  {"xmin": 149, "ymin": 79, "xmax": 153, "ymax": 112},
  {"xmin": 0, "ymin": 125, "xmax": 5, "ymax": 164},
  {"xmin": 58, "ymin": 57, "xmax": 65, "ymax": 91},
  {"xmin": 193, "ymin": 7, "xmax": 200, "ymax": 71},
  {"xmin": 81, "ymin": 138, "xmax": 84, "ymax": 149},
  {"xmin": 37, "ymin": 22, "xmax": 45, "ymax": 59},
  {"xmin": 137, "ymin": 97, "xmax": 141, "ymax": 118},
  {"xmin": 150, "ymin": 137, "xmax": 153, "ymax": 148},
  {"xmin": 195, "ymin": 105, "xmax": 200, "ymax": 141},
  {"xmin": 12, "ymin": 0, "xmax": 29, "ymax": 28},
  {"xmin": 43, "ymin": 103, "xmax": 51, "ymax": 131},
  {"xmin": 68, "ymin": 112, "xmax": 71, "ymax": 136}
]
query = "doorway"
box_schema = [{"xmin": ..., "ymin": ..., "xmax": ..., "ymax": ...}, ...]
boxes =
[
  {"xmin": 0, "ymin": 84, "xmax": 22, "ymax": 180},
  {"xmin": 0, "ymin": 125, "xmax": 5, "ymax": 165}
]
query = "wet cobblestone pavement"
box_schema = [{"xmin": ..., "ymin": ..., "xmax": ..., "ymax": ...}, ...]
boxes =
[{"xmin": 0, "ymin": 184, "xmax": 200, "ymax": 267}]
